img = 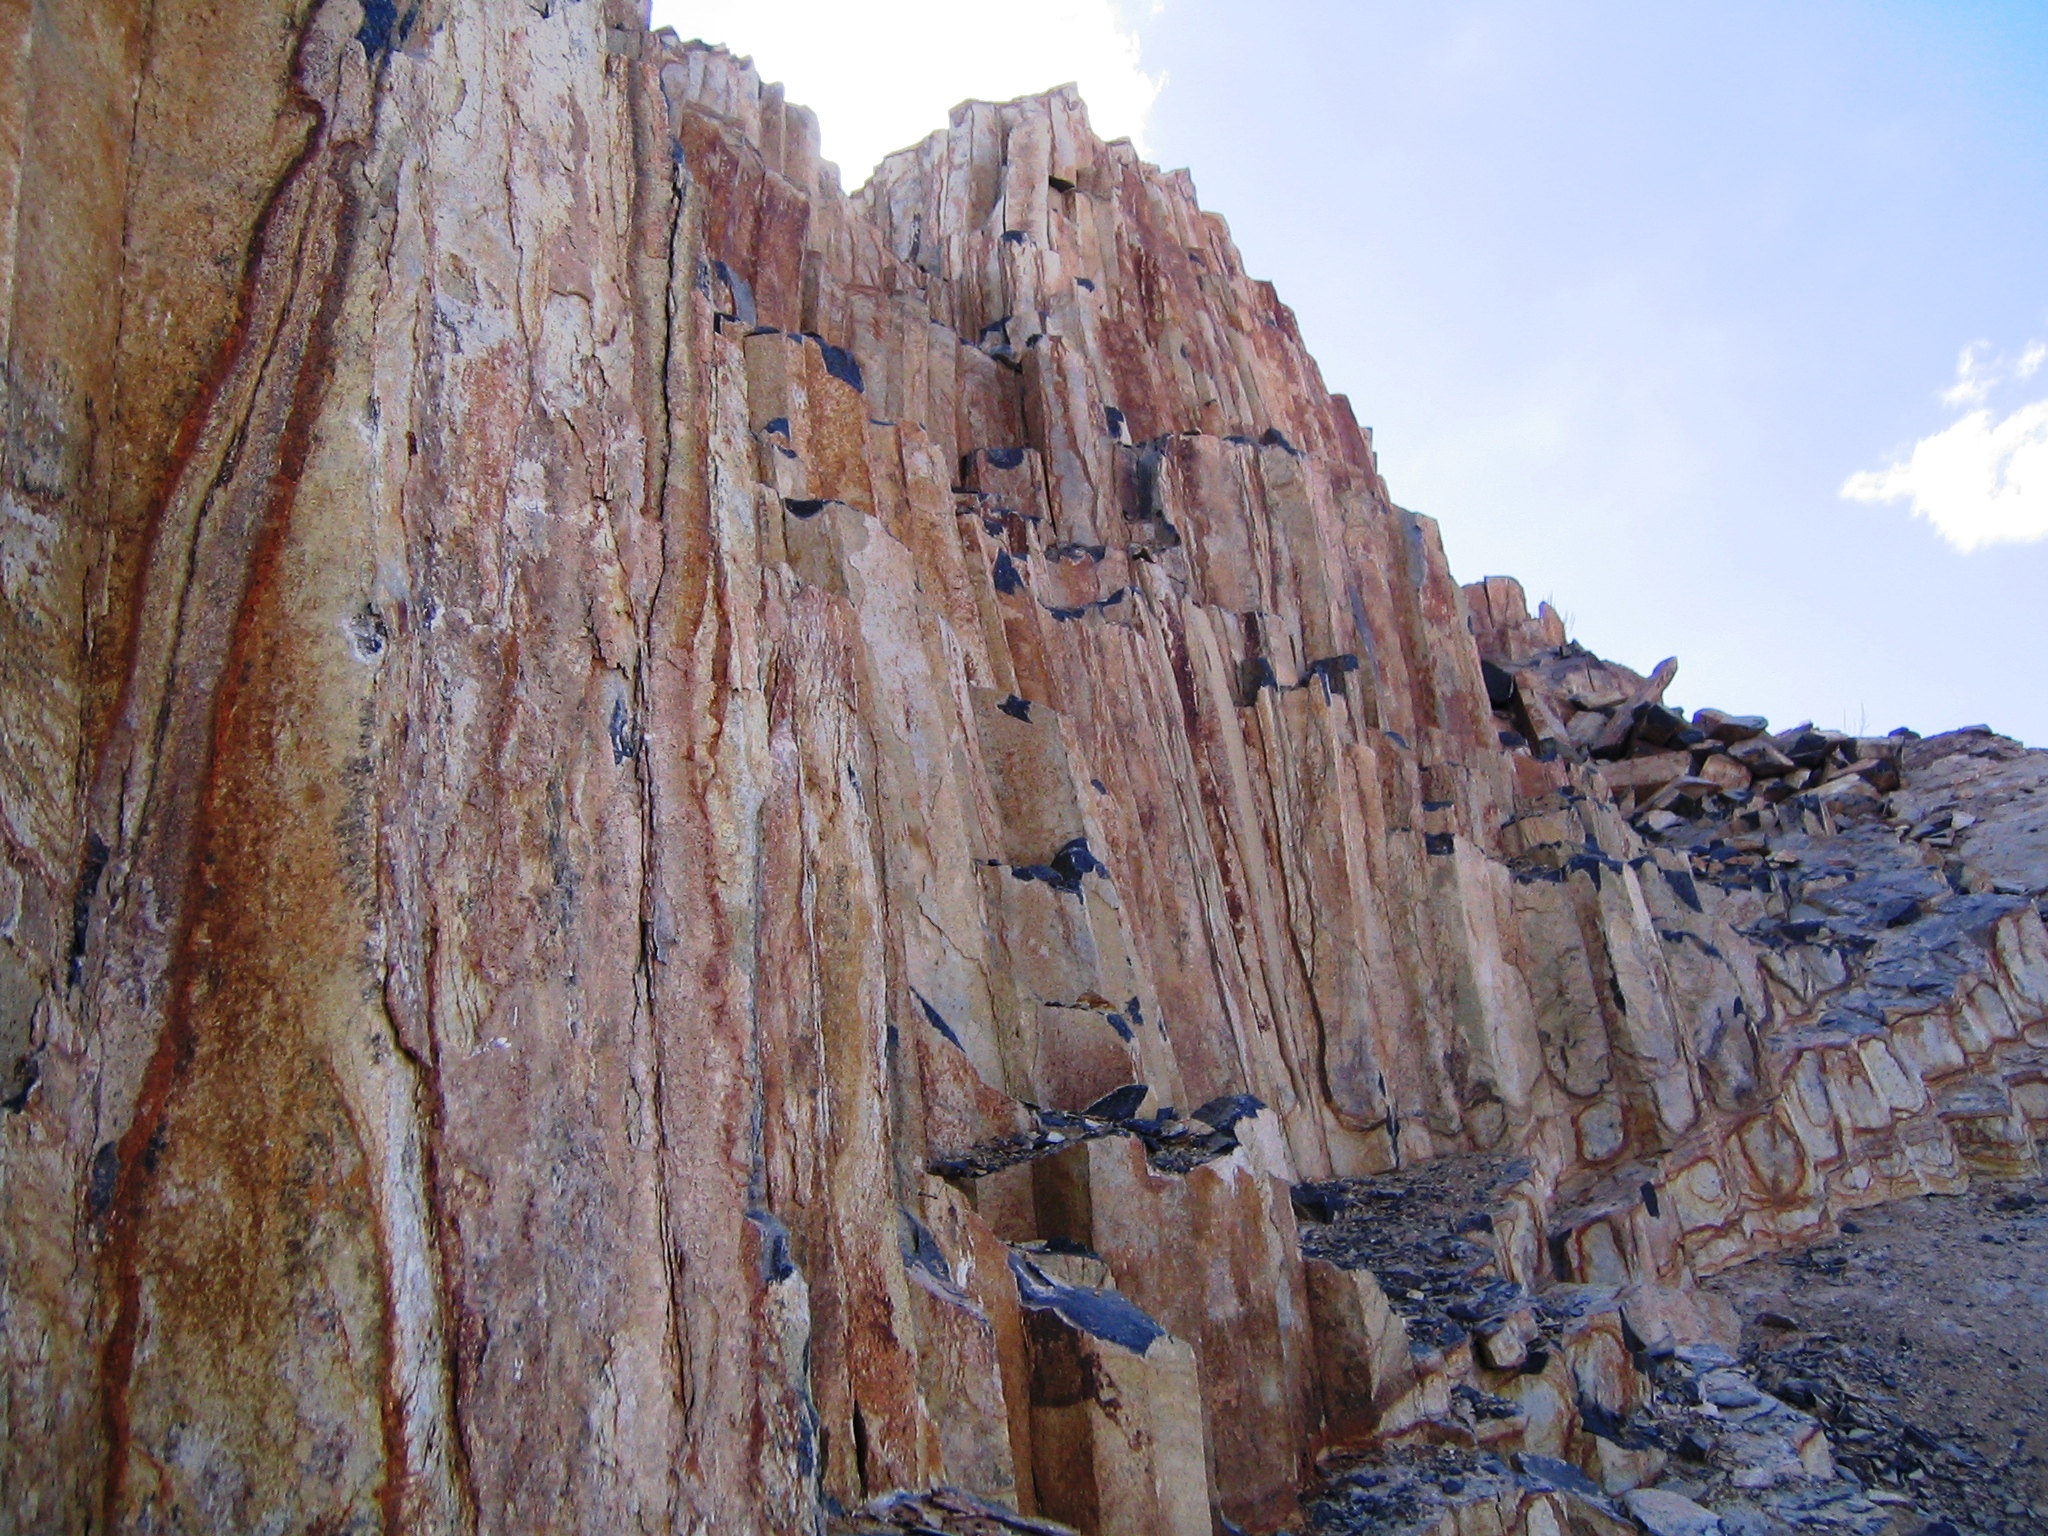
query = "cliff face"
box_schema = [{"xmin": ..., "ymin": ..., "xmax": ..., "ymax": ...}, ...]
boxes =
[{"xmin": 2, "ymin": 5, "xmax": 2044, "ymax": 1534}]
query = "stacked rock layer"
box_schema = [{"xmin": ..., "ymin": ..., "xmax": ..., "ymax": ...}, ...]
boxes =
[{"xmin": 1, "ymin": 5, "xmax": 2043, "ymax": 1534}]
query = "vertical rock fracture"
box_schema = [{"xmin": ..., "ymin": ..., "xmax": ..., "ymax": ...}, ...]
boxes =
[{"xmin": 1, "ymin": 5, "xmax": 2044, "ymax": 1534}]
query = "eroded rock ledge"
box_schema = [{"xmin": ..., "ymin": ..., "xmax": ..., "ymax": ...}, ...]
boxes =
[{"xmin": 1, "ymin": 4, "xmax": 2042, "ymax": 1534}]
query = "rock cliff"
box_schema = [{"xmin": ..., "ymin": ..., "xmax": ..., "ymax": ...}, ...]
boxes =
[{"xmin": 2, "ymin": 4, "xmax": 2043, "ymax": 1534}]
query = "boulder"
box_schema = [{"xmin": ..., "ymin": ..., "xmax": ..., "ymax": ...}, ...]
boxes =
[
  {"xmin": 1728, "ymin": 737, "xmax": 1797, "ymax": 776},
  {"xmin": 1692, "ymin": 710, "xmax": 1769, "ymax": 744}
]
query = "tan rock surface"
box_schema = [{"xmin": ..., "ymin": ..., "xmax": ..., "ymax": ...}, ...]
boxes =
[{"xmin": 0, "ymin": 8, "xmax": 2042, "ymax": 1536}]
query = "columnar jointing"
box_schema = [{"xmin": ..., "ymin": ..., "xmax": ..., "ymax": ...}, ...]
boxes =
[{"xmin": 0, "ymin": 5, "xmax": 2043, "ymax": 1535}]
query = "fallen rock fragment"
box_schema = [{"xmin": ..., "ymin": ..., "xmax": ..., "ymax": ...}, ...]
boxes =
[{"xmin": 1623, "ymin": 1486, "xmax": 1722, "ymax": 1536}]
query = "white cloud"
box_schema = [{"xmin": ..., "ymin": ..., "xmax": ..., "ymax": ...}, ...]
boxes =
[
  {"xmin": 1842, "ymin": 396, "xmax": 2048, "ymax": 552},
  {"xmin": 1940, "ymin": 341, "xmax": 1996, "ymax": 406},
  {"xmin": 650, "ymin": 0, "xmax": 1165, "ymax": 186},
  {"xmin": 1937, "ymin": 337, "xmax": 2047, "ymax": 407}
]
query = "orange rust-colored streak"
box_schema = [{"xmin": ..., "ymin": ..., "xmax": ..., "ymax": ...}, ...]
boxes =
[
  {"xmin": 93, "ymin": 104, "xmax": 378, "ymax": 1529},
  {"xmin": 78, "ymin": 91, "xmax": 323, "ymax": 852}
]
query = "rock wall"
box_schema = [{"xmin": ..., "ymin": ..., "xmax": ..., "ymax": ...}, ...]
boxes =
[{"xmin": 1, "ymin": 5, "xmax": 2043, "ymax": 1534}]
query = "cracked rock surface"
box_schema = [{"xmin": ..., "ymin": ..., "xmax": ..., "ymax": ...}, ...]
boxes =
[{"xmin": 0, "ymin": 4, "xmax": 2044, "ymax": 1534}]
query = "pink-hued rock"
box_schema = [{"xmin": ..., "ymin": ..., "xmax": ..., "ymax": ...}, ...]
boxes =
[{"xmin": 1, "ymin": 6, "xmax": 2043, "ymax": 1535}]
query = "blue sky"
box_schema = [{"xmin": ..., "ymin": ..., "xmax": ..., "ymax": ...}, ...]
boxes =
[{"xmin": 656, "ymin": 1, "xmax": 2048, "ymax": 743}]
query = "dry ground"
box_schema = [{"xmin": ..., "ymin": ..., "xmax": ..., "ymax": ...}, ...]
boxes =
[{"xmin": 1704, "ymin": 1172, "xmax": 2048, "ymax": 1535}]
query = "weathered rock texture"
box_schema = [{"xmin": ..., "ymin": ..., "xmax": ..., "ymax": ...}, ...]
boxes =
[{"xmin": 1, "ymin": 5, "xmax": 2043, "ymax": 1534}]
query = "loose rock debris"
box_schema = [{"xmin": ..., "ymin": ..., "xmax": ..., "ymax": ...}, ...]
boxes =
[{"xmin": 1708, "ymin": 1175, "xmax": 2048, "ymax": 1535}]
